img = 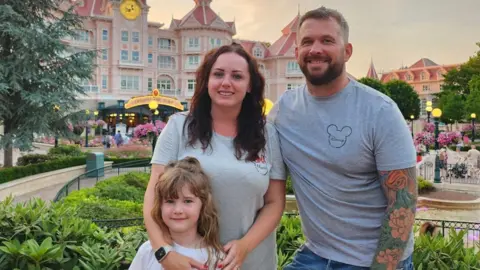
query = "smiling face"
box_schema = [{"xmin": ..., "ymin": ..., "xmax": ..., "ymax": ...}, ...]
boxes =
[
  {"xmin": 207, "ymin": 52, "xmax": 250, "ymax": 110},
  {"xmin": 161, "ymin": 185, "xmax": 202, "ymax": 235},
  {"xmin": 295, "ymin": 17, "xmax": 352, "ymax": 86}
]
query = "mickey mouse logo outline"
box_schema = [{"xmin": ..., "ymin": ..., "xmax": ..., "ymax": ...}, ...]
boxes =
[{"xmin": 327, "ymin": 124, "xmax": 352, "ymax": 148}]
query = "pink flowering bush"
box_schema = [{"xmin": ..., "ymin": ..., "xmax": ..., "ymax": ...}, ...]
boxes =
[
  {"xmin": 423, "ymin": 122, "xmax": 435, "ymax": 133},
  {"xmin": 414, "ymin": 132, "xmax": 435, "ymax": 148},
  {"xmin": 437, "ymin": 131, "xmax": 462, "ymax": 147},
  {"xmin": 133, "ymin": 121, "xmax": 166, "ymax": 139},
  {"xmin": 95, "ymin": 120, "xmax": 107, "ymax": 127}
]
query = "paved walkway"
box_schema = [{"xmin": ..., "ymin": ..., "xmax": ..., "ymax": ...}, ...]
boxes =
[{"xmin": 12, "ymin": 167, "xmax": 150, "ymax": 204}]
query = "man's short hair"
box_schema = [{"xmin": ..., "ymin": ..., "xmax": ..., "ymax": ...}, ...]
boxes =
[{"xmin": 298, "ymin": 6, "xmax": 349, "ymax": 43}]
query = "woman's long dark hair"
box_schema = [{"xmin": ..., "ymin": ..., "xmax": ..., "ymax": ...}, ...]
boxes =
[{"xmin": 184, "ymin": 43, "xmax": 266, "ymax": 162}]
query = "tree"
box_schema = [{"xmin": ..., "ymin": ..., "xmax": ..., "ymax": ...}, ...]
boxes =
[
  {"xmin": 466, "ymin": 75, "xmax": 480, "ymax": 117},
  {"xmin": 384, "ymin": 80, "xmax": 420, "ymax": 119},
  {"xmin": 0, "ymin": 0, "xmax": 96, "ymax": 167},
  {"xmin": 438, "ymin": 91, "xmax": 465, "ymax": 124},
  {"xmin": 441, "ymin": 43, "xmax": 480, "ymax": 97},
  {"xmin": 358, "ymin": 77, "xmax": 390, "ymax": 96}
]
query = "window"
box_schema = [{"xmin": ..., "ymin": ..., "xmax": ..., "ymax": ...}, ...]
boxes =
[
  {"xmin": 188, "ymin": 79, "xmax": 196, "ymax": 92},
  {"xmin": 188, "ymin": 55, "xmax": 199, "ymax": 66},
  {"xmin": 74, "ymin": 30, "xmax": 89, "ymax": 42},
  {"xmin": 157, "ymin": 79, "xmax": 172, "ymax": 90},
  {"xmin": 421, "ymin": 72, "xmax": 426, "ymax": 81},
  {"xmin": 253, "ymin": 47, "xmax": 264, "ymax": 58},
  {"xmin": 121, "ymin": 31, "xmax": 128, "ymax": 42},
  {"xmin": 287, "ymin": 83, "xmax": 302, "ymax": 90},
  {"xmin": 121, "ymin": 50, "xmax": 128, "ymax": 61},
  {"xmin": 286, "ymin": 61, "xmax": 300, "ymax": 73},
  {"xmin": 148, "ymin": 53, "xmax": 153, "ymax": 63},
  {"xmin": 188, "ymin": 37, "xmax": 199, "ymax": 48},
  {"xmin": 132, "ymin": 32, "xmax": 140, "ymax": 43},
  {"xmin": 148, "ymin": 36, "xmax": 153, "ymax": 46},
  {"xmin": 437, "ymin": 71, "xmax": 443, "ymax": 79},
  {"xmin": 132, "ymin": 51, "xmax": 140, "ymax": 63},
  {"xmin": 158, "ymin": 56, "xmax": 173, "ymax": 69},
  {"xmin": 420, "ymin": 99, "xmax": 427, "ymax": 116},
  {"xmin": 102, "ymin": 49, "xmax": 108, "ymax": 60},
  {"xmin": 147, "ymin": 78, "xmax": 153, "ymax": 91},
  {"xmin": 102, "ymin": 75, "xmax": 108, "ymax": 89},
  {"xmin": 422, "ymin": 85, "xmax": 430, "ymax": 92},
  {"xmin": 405, "ymin": 73, "xmax": 412, "ymax": 81},
  {"xmin": 158, "ymin": 38, "xmax": 172, "ymax": 50},
  {"xmin": 102, "ymin": 29, "xmax": 108, "ymax": 41},
  {"xmin": 120, "ymin": 75, "xmax": 140, "ymax": 91},
  {"xmin": 209, "ymin": 38, "xmax": 222, "ymax": 49}
]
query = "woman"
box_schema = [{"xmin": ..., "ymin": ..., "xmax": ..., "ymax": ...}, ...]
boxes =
[{"xmin": 143, "ymin": 43, "xmax": 287, "ymax": 270}]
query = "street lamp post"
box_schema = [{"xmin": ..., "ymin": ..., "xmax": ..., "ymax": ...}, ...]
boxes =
[
  {"xmin": 432, "ymin": 108, "xmax": 442, "ymax": 183},
  {"xmin": 148, "ymin": 101, "xmax": 159, "ymax": 153},
  {"xmin": 85, "ymin": 110, "xmax": 90, "ymax": 148},
  {"xmin": 471, "ymin": 113, "xmax": 476, "ymax": 143},
  {"xmin": 410, "ymin": 115, "xmax": 414, "ymax": 137},
  {"xmin": 426, "ymin": 101, "xmax": 433, "ymax": 123},
  {"xmin": 54, "ymin": 105, "xmax": 60, "ymax": 147}
]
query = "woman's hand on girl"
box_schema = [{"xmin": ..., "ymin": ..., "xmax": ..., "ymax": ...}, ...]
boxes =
[
  {"xmin": 218, "ymin": 239, "xmax": 249, "ymax": 270},
  {"xmin": 161, "ymin": 251, "xmax": 207, "ymax": 270}
]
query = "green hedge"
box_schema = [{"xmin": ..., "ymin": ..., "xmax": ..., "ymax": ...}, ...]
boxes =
[
  {"xmin": 60, "ymin": 172, "xmax": 148, "ymax": 220},
  {"xmin": 0, "ymin": 157, "xmax": 86, "ymax": 184}
]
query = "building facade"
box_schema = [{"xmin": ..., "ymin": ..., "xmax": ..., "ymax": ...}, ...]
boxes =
[
  {"xmin": 367, "ymin": 58, "xmax": 460, "ymax": 118},
  {"xmin": 67, "ymin": 0, "xmax": 308, "ymax": 115}
]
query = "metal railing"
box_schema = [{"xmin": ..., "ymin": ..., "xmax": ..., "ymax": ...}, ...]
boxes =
[
  {"xmin": 418, "ymin": 161, "xmax": 480, "ymax": 184},
  {"xmin": 89, "ymin": 216, "xmax": 480, "ymax": 249},
  {"xmin": 415, "ymin": 218, "xmax": 480, "ymax": 249},
  {"xmin": 53, "ymin": 159, "xmax": 152, "ymax": 202}
]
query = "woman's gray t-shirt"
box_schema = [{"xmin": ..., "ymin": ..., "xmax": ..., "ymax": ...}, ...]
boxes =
[{"xmin": 151, "ymin": 113, "xmax": 287, "ymax": 270}]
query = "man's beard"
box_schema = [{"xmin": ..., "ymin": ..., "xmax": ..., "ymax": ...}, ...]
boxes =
[{"xmin": 300, "ymin": 58, "xmax": 344, "ymax": 86}]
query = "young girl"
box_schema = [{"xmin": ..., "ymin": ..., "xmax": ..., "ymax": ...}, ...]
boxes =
[{"xmin": 130, "ymin": 157, "xmax": 224, "ymax": 270}]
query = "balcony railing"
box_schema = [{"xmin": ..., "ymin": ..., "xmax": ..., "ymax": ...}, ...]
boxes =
[
  {"xmin": 119, "ymin": 60, "xmax": 143, "ymax": 69},
  {"xmin": 160, "ymin": 89, "xmax": 181, "ymax": 96},
  {"xmin": 82, "ymin": 85, "xmax": 99, "ymax": 93},
  {"xmin": 286, "ymin": 69, "xmax": 304, "ymax": 77},
  {"xmin": 184, "ymin": 46, "xmax": 201, "ymax": 53}
]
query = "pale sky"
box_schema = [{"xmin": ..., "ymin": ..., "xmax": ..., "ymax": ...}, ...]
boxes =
[{"xmin": 147, "ymin": 0, "xmax": 480, "ymax": 78}]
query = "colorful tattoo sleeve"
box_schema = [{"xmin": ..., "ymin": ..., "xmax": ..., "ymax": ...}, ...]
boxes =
[{"xmin": 371, "ymin": 167, "xmax": 417, "ymax": 270}]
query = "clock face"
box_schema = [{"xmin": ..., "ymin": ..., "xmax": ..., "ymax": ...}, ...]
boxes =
[{"xmin": 120, "ymin": 0, "xmax": 141, "ymax": 20}]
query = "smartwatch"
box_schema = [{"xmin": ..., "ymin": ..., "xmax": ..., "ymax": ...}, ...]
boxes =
[{"xmin": 154, "ymin": 245, "xmax": 173, "ymax": 262}]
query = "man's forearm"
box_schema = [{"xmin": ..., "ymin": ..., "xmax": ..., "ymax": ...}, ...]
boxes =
[{"xmin": 371, "ymin": 167, "xmax": 417, "ymax": 270}]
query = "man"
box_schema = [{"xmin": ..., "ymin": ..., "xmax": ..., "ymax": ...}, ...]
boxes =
[
  {"xmin": 269, "ymin": 6, "xmax": 417, "ymax": 270},
  {"xmin": 467, "ymin": 144, "xmax": 480, "ymax": 168}
]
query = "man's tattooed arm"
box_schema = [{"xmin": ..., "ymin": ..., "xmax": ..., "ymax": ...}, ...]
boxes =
[{"xmin": 371, "ymin": 167, "xmax": 417, "ymax": 270}]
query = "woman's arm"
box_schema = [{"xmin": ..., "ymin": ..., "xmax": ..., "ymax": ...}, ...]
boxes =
[
  {"xmin": 143, "ymin": 164, "xmax": 168, "ymax": 249},
  {"xmin": 240, "ymin": 179, "xmax": 286, "ymax": 251},
  {"xmin": 220, "ymin": 179, "xmax": 286, "ymax": 270}
]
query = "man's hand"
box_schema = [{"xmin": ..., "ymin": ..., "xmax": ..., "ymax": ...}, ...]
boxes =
[{"xmin": 161, "ymin": 251, "xmax": 207, "ymax": 270}]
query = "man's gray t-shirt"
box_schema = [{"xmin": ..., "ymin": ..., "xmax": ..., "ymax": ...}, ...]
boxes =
[
  {"xmin": 269, "ymin": 80, "xmax": 416, "ymax": 267},
  {"xmin": 151, "ymin": 113, "xmax": 287, "ymax": 270}
]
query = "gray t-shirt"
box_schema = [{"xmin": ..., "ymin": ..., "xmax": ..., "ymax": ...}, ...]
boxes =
[
  {"xmin": 151, "ymin": 113, "xmax": 286, "ymax": 270},
  {"xmin": 269, "ymin": 80, "xmax": 416, "ymax": 267}
]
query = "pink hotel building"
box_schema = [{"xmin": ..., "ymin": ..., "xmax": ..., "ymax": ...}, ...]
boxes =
[{"xmin": 67, "ymin": 0, "xmax": 308, "ymax": 117}]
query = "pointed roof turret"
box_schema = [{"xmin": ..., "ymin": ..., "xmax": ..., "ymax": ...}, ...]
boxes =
[
  {"xmin": 169, "ymin": 0, "xmax": 235, "ymax": 35},
  {"xmin": 366, "ymin": 58, "xmax": 379, "ymax": 80},
  {"xmin": 268, "ymin": 14, "xmax": 300, "ymax": 56}
]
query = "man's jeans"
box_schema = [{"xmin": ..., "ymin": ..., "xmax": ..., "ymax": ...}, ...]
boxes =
[{"xmin": 283, "ymin": 245, "xmax": 414, "ymax": 270}]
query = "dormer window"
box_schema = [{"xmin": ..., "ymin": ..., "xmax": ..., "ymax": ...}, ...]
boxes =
[
  {"xmin": 253, "ymin": 47, "xmax": 264, "ymax": 58},
  {"xmin": 405, "ymin": 74, "xmax": 412, "ymax": 81},
  {"xmin": 421, "ymin": 72, "xmax": 426, "ymax": 81}
]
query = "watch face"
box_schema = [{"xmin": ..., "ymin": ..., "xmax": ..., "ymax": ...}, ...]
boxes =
[
  {"xmin": 120, "ymin": 0, "xmax": 141, "ymax": 20},
  {"xmin": 155, "ymin": 247, "xmax": 166, "ymax": 261}
]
